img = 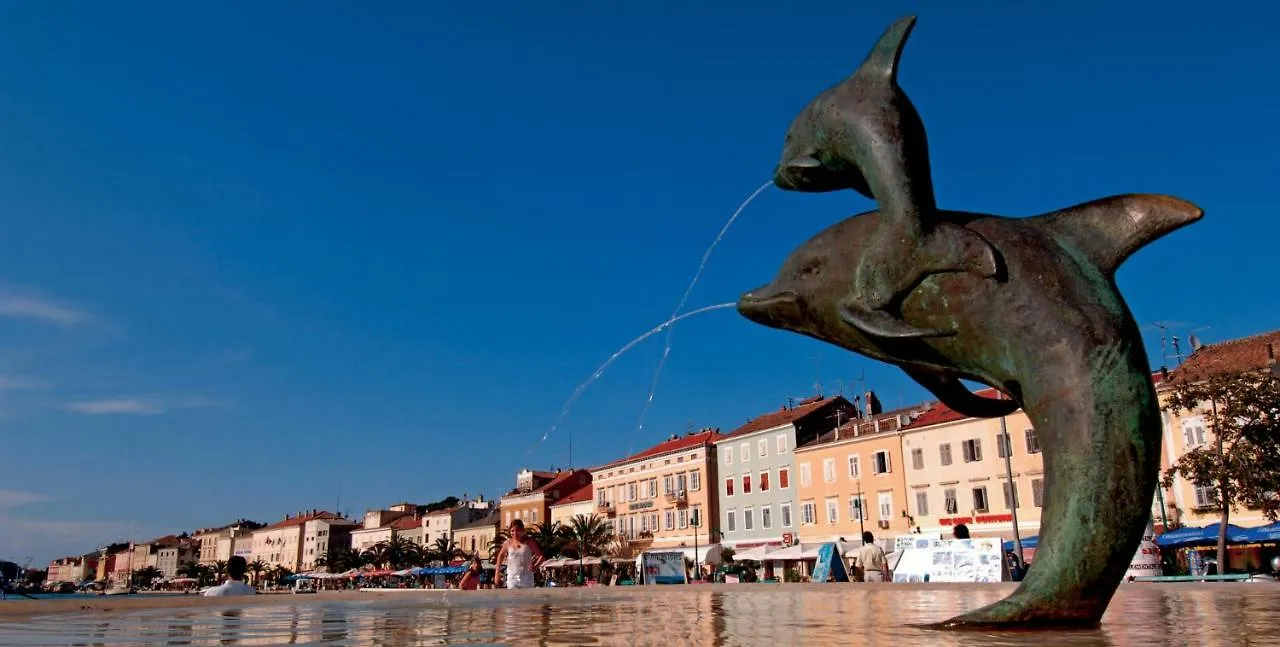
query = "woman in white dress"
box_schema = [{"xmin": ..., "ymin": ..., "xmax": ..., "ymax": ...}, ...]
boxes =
[{"xmin": 494, "ymin": 519, "xmax": 544, "ymax": 589}]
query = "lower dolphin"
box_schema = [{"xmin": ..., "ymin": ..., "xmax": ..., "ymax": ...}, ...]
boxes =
[{"xmin": 738, "ymin": 194, "xmax": 1202, "ymax": 627}]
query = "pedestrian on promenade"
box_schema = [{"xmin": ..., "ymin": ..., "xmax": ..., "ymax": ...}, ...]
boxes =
[
  {"xmin": 458, "ymin": 556, "xmax": 483, "ymax": 591},
  {"xmin": 203, "ymin": 556, "xmax": 255, "ymax": 597},
  {"xmin": 851, "ymin": 531, "xmax": 890, "ymax": 582},
  {"xmin": 494, "ymin": 519, "xmax": 544, "ymax": 589},
  {"xmin": 953, "ymin": 524, "xmax": 970, "ymax": 539}
]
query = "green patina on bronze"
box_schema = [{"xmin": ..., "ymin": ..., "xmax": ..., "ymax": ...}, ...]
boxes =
[{"xmin": 739, "ymin": 15, "xmax": 1201, "ymax": 628}]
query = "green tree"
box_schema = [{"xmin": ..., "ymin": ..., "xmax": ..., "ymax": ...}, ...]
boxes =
[
  {"xmin": 247, "ymin": 559, "xmax": 267, "ymax": 586},
  {"xmin": 561, "ymin": 514, "xmax": 613, "ymax": 559},
  {"xmin": 428, "ymin": 536, "xmax": 462, "ymax": 565},
  {"xmin": 213, "ymin": 560, "xmax": 228, "ymax": 579},
  {"xmin": 132, "ymin": 566, "xmax": 163, "ymax": 588},
  {"xmin": 486, "ymin": 529, "xmax": 509, "ymax": 561},
  {"xmin": 1162, "ymin": 369, "xmax": 1280, "ymax": 573},
  {"xmin": 529, "ymin": 522, "xmax": 564, "ymax": 559}
]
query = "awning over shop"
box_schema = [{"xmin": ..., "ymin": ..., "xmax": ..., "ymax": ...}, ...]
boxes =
[
  {"xmin": 1002, "ymin": 536, "xmax": 1038, "ymax": 551},
  {"xmin": 1238, "ymin": 522, "xmax": 1280, "ymax": 543},
  {"xmin": 1155, "ymin": 523, "xmax": 1250, "ymax": 548},
  {"xmin": 636, "ymin": 544, "xmax": 725, "ymax": 566},
  {"xmin": 734, "ymin": 545, "xmax": 775, "ymax": 561}
]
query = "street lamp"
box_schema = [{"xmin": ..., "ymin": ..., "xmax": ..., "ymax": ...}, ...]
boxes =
[
  {"xmin": 997, "ymin": 393, "xmax": 1025, "ymax": 565},
  {"xmin": 691, "ymin": 508, "xmax": 701, "ymax": 582},
  {"xmin": 855, "ymin": 479, "xmax": 866, "ymax": 538}
]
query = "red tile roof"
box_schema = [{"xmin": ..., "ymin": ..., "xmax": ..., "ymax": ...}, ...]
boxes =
[
  {"xmin": 389, "ymin": 515, "xmax": 421, "ymax": 531},
  {"xmin": 551, "ymin": 483, "xmax": 593, "ymax": 507},
  {"xmin": 593, "ymin": 429, "xmax": 724, "ymax": 471},
  {"xmin": 261, "ymin": 510, "xmax": 347, "ymax": 530},
  {"xmin": 540, "ymin": 469, "xmax": 592, "ymax": 504},
  {"xmin": 721, "ymin": 396, "xmax": 842, "ymax": 440},
  {"xmin": 1168, "ymin": 330, "xmax": 1280, "ymax": 383}
]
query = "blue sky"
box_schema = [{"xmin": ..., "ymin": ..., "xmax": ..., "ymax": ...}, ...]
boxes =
[{"xmin": 1, "ymin": 1, "xmax": 1276, "ymax": 565}]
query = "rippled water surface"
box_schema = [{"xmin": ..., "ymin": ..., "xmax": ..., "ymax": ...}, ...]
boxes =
[{"xmin": 1, "ymin": 585, "xmax": 1276, "ymax": 646}]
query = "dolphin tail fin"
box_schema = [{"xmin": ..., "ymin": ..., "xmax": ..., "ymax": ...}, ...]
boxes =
[
  {"xmin": 1036, "ymin": 194, "xmax": 1203, "ymax": 276},
  {"xmin": 855, "ymin": 15, "xmax": 918, "ymax": 85}
]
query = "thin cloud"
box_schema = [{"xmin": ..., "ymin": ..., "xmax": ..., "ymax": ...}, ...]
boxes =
[
  {"xmin": 0, "ymin": 295, "xmax": 90, "ymax": 325},
  {"xmin": 0, "ymin": 375, "xmax": 50, "ymax": 391},
  {"xmin": 67, "ymin": 399, "xmax": 164, "ymax": 415},
  {"xmin": 0, "ymin": 489, "xmax": 52, "ymax": 510}
]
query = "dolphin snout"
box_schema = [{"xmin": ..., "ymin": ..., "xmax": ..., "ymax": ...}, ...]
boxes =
[{"xmin": 738, "ymin": 286, "xmax": 803, "ymax": 327}]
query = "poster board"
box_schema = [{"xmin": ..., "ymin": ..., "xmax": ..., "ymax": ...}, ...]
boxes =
[
  {"xmin": 890, "ymin": 538, "xmax": 1006, "ymax": 583},
  {"xmin": 641, "ymin": 551, "xmax": 688, "ymax": 585},
  {"xmin": 810, "ymin": 543, "xmax": 849, "ymax": 583}
]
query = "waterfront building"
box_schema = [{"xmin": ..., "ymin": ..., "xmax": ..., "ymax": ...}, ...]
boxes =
[
  {"xmin": 715, "ymin": 396, "xmax": 858, "ymax": 550},
  {"xmin": 424, "ymin": 497, "xmax": 496, "ymax": 549},
  {"xmin": 300, "ymin": 515, "xmax": 357, "ymax": 571},
  {"xmin": 453, "ymin": 511, "xmax": 501, "ymax": 557},
  {"xmin": 348, "ymin": 504, "xmax": 418, "ymax": 555},
  {"xmin": 46, "ymin": 555, "xmax": 98, "ymax": 585},
  {"xmin": 590, "ymin": 428, "xmax": 722, "ymax": 559},
  {"xmin": 154, "ymin": 539, "xmax": 197, "ymax": 579},
  {"xmin": 193, "ymin": 520, "xmax": 264, "ymax": 566},
  {"xmin": 251, "ymin": 510, "xmax": 350, "ymax": 572},
  {"xmin": 549, "ymin": 484, "xmax": 593, "ymax": 527},
  {"xmin": 499, "ymin": 469, "xmax": 592, "ymax": 529},
  {"xmin": 1158, "ymin": 329, "xmax": 1280, "ymax": 529},
  {"xmin": 794, "ymin": 405, "xmax": 927, "ymax": 544}
]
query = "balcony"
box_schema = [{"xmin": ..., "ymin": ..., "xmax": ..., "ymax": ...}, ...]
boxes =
[
  {"xmin": 664, "ymin": 490, "xmax": 688, "ymax": 506},
  {"xmin": 597, "ymin": 501, "xmax": 616, "ymax": 515}
]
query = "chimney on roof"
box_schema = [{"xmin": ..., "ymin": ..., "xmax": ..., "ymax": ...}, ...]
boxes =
[{"xmin": 864, "ymin": 391, "xmax": 882, "ymax": 417}]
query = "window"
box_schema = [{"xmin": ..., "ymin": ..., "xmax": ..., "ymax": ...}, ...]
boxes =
[
  {"xmin": 649, "ymin": 479, "xmax": 657, "ymax": 498},
  {"xmin": 628, "ymin": 482, "xmax": 637, "ymax": 501},
  {"xmin": 759, "ymin": 471, "xmax": 770, "ymax": 492},
  {"xmin": 1002, "ymin": 481, "xmax": 1020, "ymax": 509},
  {"xmin": 826, "ymin": 497, "xmax": 839, "ymax": 524},
  {"xmin": 872, "ymin": 451, "xmax": 891, "ymax": 474},
  {"xmin": 740, "ymin": 443, "xmax": 750, "ymax": 462},
  {"xmin": 911, "ymin": 448, "xmax": 924, "ymax": 470},
  {"xmin": 677, "ymin": 473, "xmax": 688, "ymax": 493},
  {"xmin": 1025, "ymin": 428, "xmax": 1041, "ymax": 454},
  {"xmin": 801, "ymin": 501, "xmax": 817, "ymax": 525},
  {"xmin": 663, "ymin": 475, "xmax": 673, "ymax": 494},
  {"xmin": 944, "ymin": 488, "xmax": 959, "ymax": 514},
  {"xmin": 800, "ymin": 463, "xmax": 812, "ymax": 487},
  {"xmin": 962, "ymin": 439, "xmax": 983, "ymax": 463},
  {"xmin": 849, "ymin": 496, "xmax": 865, "ymax": 521},
  {"xmin": 781, "ymin": 502, "xmax": 793, "ymax": 527},
  {"xmin": 640, "ymin": 515, "xmax": 648, "ymax": 533},
  {"xmin": 726, "ymin": 510, "xmax": 736, "ymax": 532},
  {"xmin": 742, "ymin": 475, "xmax": 752, "ymax": 494},
  {"xmin": 690, "ymin": 470, "xmax": 701, "ymax": 491},
  {"xmin": 692, "ymin": 506, "xmax": 702, "ymax": 527},
  {"xmin": 598, "ymin": 489, "xmax": 608, "ymax": 505},
  {"xmin": 651, "ymin": 513, "xmax": 659, "ymax": 530},
  {"xmin": 777, "ymin": 435, "xmax": 787, "ymax": 453},
  {"xmin": 847, "ymin": 454, "xmax": 861, "ymax": 479},
  {"xmin": 761, "ymin": 505, "xmax": 772, "ymax": 529},
  {"xmin": 725, "ymin": 478, "xmax": 734, "ymax": 497},
  {"xmin": 1182, "ymin": 417, "xmax": 1208, "ymax": 447},
  {"xmin": 665, "ymin": 511, "xmax": 675, "ymax": 530},
  {"xmin": 878, "ymin": 493, "xmax": 892, "ymax": 519},
  {"xmin": 972, "ymin": 486, "xmax": 989, "ymax": 513},
  {"xmin": 997, "ymin": 432, "xmax": 1013, "ymax": 459},
  {"xmin": 823, "ymin": 458, "xmax": 837, "ymax": 483},
  {"xmin": 915, "ymin": 491, "xmax": 929, "ymax": 516},
  {"xmin": 1194, "ymin": 484, "xmax": 1215, "ymax": 508},
  {"xmin": 758, "ymin": 439, "xmax": 768, "ymax": 457},
  {"xmin": 1032, "ymin": 478, "xmax": 1044, "ymax": 508},
  {"xmin": 939, "ymin": 443, "xmax": 953, "ymax": 466},
  {"xmin": 725, "ymin": 449, "xmax": 733, "ymax": 465},
  {"xmin": 678, "ymin": 509, "xmax": 688, "ymax": 529},
  {"xmin": 779, "ymin": 467, "xmax": 790, "ymax": 489},
  {"xmin": 743, "ymin": 508, "xmax": 754, "ymax": 530}
]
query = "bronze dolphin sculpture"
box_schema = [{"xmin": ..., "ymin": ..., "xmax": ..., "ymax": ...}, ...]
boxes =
[
  {"xmin": 742, "ymin": 14, "xmax": 1203, "ymax": 628},
  {"xmin": 775, "ymin": 15, "xmax": 1000, "ymax": 340}
]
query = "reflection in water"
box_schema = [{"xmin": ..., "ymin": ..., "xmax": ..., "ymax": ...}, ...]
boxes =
[{"xmin": 2, "ymin": 585, "xmax": 1277, "ymax": 646}]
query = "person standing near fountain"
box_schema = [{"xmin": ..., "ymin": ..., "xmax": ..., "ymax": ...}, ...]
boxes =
[
  {"xmin": 202, "ymin": 556, "xmax": 255, "ymax": 597},
  {"xmin": 851, "ymin": 532, "xmax": 891, "ymax": 582},
  {"xmin": 494, "ymin": 519, "xmax": 544, "ymax": 589}
]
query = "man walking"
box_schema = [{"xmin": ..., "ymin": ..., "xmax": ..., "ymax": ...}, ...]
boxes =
[{"xmin": 851, "ymin": 531, "xmax": 891, "ymax": 582}]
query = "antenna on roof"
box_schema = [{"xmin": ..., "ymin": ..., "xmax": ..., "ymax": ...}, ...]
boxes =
[
  {"xmin": 1149, "ymin": 322, "xmax": 1171, "ymax": 370},
  {"xmin": 1172, "ymin": 335, "xmax": 1183, "ymax": 367},
  {"xmin": 811, "ymin": 351, "xmax": 824, "ymax": 396}
]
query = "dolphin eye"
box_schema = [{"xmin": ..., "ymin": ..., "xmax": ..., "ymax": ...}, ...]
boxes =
[{"xmin": 800, "ymin": 259, "xmax": 823, "ymax": 277}]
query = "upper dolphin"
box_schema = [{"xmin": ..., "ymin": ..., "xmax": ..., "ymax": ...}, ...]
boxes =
[{"xmin": 774, "ymin": 15, "xmax": 1000, "ymax": 340}]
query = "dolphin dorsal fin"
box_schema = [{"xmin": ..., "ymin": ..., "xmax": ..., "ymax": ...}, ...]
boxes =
[
  {"xmin": 1036, "ymin": 194, "xmax": 1203, "ymax": 276},
  {"xmin": 854, "ymin": 15, "xmax": 918, "ymax": 85}
]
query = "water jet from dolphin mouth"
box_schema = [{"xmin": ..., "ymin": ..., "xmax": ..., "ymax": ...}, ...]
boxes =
[
  {"xmin": 526, "ymin": 301, "xmax": 737, "ymax": 457},
  {"xmin": 628, "ymin": 180, "xmax": 773, "ymax": 455}
]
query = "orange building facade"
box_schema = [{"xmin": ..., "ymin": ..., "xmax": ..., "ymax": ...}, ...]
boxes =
[{"xmin": 590, "ymin": 429, "xmax": 721, "ymax": 558}]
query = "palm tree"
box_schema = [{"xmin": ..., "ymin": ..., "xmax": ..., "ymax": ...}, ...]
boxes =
[
  {"xmin": 383, "ymin": 535, "xmax": 421, "ymax": 569},
  {"xmin": 212, "ymin": 560, "xmax": 228, "ymax": 582},
  {"xmin": 487, "ymin": 529, "xmax": 509, "ymax": 561},
  {"xmin": 247, "ymin": 559, "xmax": 267, "ymax": 586},
  {"xmin": 529, "ymin": 521, "xmax": 564, "ymax": 559},
  {"xmin": 132, "ymin": 566, "xmax": 163, "ymax": 589},
  {"xmin": 563, "ymin": 514, "xmax": 613, "ymax": 558},
  {"xmin": 428, "ymin": 536, "xmax": 462, "ymax": 565}
]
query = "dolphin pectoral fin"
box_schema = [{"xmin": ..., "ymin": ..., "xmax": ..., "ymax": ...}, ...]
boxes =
[
  {"xmin": 921, "ymin": 222, "xmax": 1001, "ymax": 279},
  {"xmin": 902, "ymin": 368, "xmax": 1019, "ymax": 418},
  {"xmin": 839, "ymin": 300, "xmax": 953, "ymax": 339}
]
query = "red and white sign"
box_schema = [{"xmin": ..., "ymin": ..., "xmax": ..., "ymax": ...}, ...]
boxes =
[{"xmin": 782, "ymin": 533, "xmax": 795, "ymax": 546}]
